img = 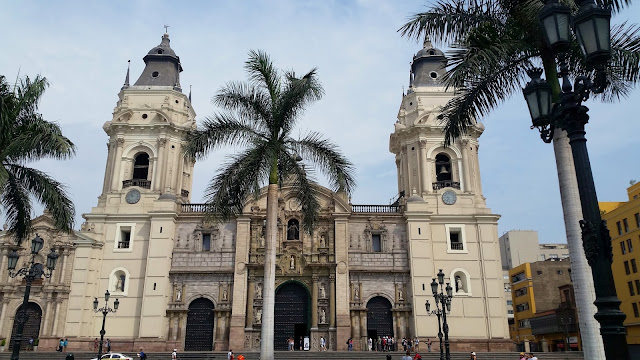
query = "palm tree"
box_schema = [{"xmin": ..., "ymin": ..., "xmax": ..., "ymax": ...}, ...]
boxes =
[
  {"xmin": 184, "ymin": 50, "xmax": 355, "ymax": 360},
  {"xmin": 400, "ymin": 1, "xmax": 640, "ymax": 357},
  {"xmin": 0, "ymin": 75, "xmax": 76, "ymax": 245}
]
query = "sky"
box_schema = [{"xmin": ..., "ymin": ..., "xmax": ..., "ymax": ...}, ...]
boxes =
[{"xmin": 1, "ymin": 0, "xmax": 639, "ymax": 243}]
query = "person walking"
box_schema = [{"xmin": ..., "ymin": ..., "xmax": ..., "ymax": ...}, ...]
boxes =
[
  {"xmin": 93, "ymin": 338, "xmax": 98, "ymax": 352},
  {"xmin": 172, "ymin": 348, "xmax": 177, "ymax": 360},
  {"xmin": 414, "ymin": 337, "xmax": 420, "ymax": 352},
  {"xmin": 137, "ymin": 349, "xmax": 147, "ymax": 360},
  {"xmin": 320, "ymin": 336, "xmax": 326, "ymax": 351},
  {"xmin": 227, "ymin": 349, "xmax": 233, "ymax": 360},
  {"xmin": 470, "ymin": 351, "xmax": 477, "ymax": 360},
  {"xmin": 402, "ymin": 350, "xmax": 413, "ymax": 360},
  {"xmin": 347, "ymin": 337, "xmax": 353, "ymax": 351},
  {"xmin": 106, "ymin": 338, "xmax": 111, "ymax": 353},
  {"xmin": 427, "ymin": 338, "xmax": 432, "ymax": 352},
  {"xmin": 59, "ymin": 339, "xmax": 64, "ymax": 353},
  {"xmin": 63, "ymin": 338, "xmax": 68, "ymax": 352},
  {"xmin": 368, "ymin": 337, "xmax": 372, "ymax": 351}
]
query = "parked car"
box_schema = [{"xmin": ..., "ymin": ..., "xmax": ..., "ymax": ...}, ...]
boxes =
[{"xmin": 90, "ymin": 353, "xmax": 133, "ymax": 360}]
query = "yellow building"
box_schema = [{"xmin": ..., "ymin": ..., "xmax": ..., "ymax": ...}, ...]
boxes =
[
  {"xmin": 509, "ymin": 259, "xmax": 581, "ymax": 352},
  {"xmin": 600, "ymin": 181, "xmax": 640, "ymax": 353}
]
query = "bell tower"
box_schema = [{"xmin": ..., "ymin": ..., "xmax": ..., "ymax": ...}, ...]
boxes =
[{"xmin": 389, "ymin": 38, "xmax": 486, "ymax": 208}]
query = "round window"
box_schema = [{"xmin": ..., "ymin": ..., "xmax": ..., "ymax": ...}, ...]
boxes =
[
  {"xmin": 157, "ymin": 49, "xmax": 164, "ymax": 54},
  {"xmin": 152, "ymin": 71, "xmax": 159, "ymax": 78},
  {"xmin": 142, "ymin": 114, "xmax": 148, "ymax": 119},
  {"xmin": 430, "ymin": 72, "xmax": 438, "ymax": 79}
]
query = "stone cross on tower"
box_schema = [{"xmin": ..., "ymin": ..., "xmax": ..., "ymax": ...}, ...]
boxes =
[{"xmin": 164, "ymin": 24, "xmax": 170, "ymax": 34}]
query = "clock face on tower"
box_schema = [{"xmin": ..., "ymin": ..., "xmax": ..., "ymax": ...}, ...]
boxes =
[
  {"xmin": 442, "ymin": 190, "xmax": 457, "ymax": 205},
  {"xmin": 125, "ymin": 189, "xmax": 141, "ymax": 204}
]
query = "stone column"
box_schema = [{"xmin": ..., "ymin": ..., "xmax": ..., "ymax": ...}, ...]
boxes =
[
  {"xmin": 460, "ymin": 140, "xmax": 472, "ymax": 193},
  {"xmin": 0, "ymin": 300, "xmax": 8, "ymax": 338},
  {"xmin": 312, "ymin": 276, "xmax": 318, "ymax": 328},
  {"xmin": 58, "ymin": 250, "xmax": 68, "ymax": 285},
  {"xmin": 154, "ymin": 138, "xmax": 167, "ymax": 191},
  {"xmin": 110, "ymin": 138, "xmax": 125, "ymax": 191},
  {"xmin": 229, "ymin": 217, "xmax": 251, "ymax": 351},
  {"xmin": 419, "ymin": 140, "xmax": 429, "ymax": 194},
  {"xmin": 102, "ymin": 142, "xmax": 113, "ymax": 194},
  {"xmin": 51, "ymin": 301, "xmax": 61, "ymax": 336},
  {"xmin": 395, "ymin": 157, "xmax": 402, "ymax": 195},
  {"xmin": 329, "ymin": 274, "xmax": 336, "ymax": 328},
  {"xmin": 42, "ymin": 300, "xmax": 52, "ymax": 336},
  {"xmin": 246, "ymin": 277, "xmax": 255, "ymax": 328},
  {"xmin": 359, "ymin": 311, "xmax": 366, "ymax": 350}
]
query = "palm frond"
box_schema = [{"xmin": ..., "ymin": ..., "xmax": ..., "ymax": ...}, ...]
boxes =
[
  {"xmin": 279, "ymin": 151, "xmax": 321, "ymax": 234},
  {"xmin": 609, "ymin": 22, "xmax": 640, "ymax": 83},
  {"xmin": 203, "ymin": 143, "xmax": 272, "ymax": 221},
  {"xmin": 290, "ymin": 132, "xmax": 356, "ymax": 194},
  {"xmin": 277, "ymin": 68, "xmax": 324, "ymax": 137},
  {"xmin": 245, "ymin": 50, "xmax": 281, "ymax": 102},
  {"xmin": 184, "ymin": 113, "xmax": 269, "ymax": 160},
  {"xmin": 597, "ymin": 0, "xmax": 634, "ymax": 13},
  {"xmin": 1, "ymin": 170, "xmax": 32, "ymax": 245},
  {"xmin": 1, "ymin": 118, "xmax": 75, "ymax": 163},
  {"xmin": 213, "ymin": 81, "xmax": 273, "ymax": 131},
  {"xmin": 5, "ymin": 164, "xmax": 74, "ymax": 234}
]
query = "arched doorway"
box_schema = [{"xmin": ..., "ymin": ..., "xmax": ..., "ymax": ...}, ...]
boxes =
[
  {"xmin": 366, "ymin": 296, "xmax": 393, "ymax": 340},
  {"xmin": 184, "ymin": 298, "xmax": 214, "ymax": 351},
  {"xmin": 274, "ymin": 282, "xmax": 310, "ymax": 350},
  {"xmin": 9, "ymin": 302, "xmax": 42, "ymax": 350}
]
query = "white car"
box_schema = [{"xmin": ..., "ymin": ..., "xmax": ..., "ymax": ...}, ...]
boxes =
[{"xmin": 90, "ymin": 353, "xmax": 133, "ymax": 360}]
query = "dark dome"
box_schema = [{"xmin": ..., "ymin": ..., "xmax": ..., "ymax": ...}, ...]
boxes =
[
  {"xmin": 133, "ymin": 33, "xmax": 183, "ymax": 90},
  {"xmin": 414, "ymin": 46, "xmax": 445, "ymax": 60},
  {"xmin": 410, "ymin": 39, "xmax": 447, "ymax": 88},
  {"xmin": 146, "ymin": 34, "xmax": 178, "ymax": 58}
]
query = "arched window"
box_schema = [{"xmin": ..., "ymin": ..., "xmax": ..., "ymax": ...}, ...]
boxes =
[
  {"xmin": 287, "ymin": 219, "xmax": 300, "ymax": 240},
  {"xmin": 435, "ymin": 153, "xmax": 452, "ymax": 182},
  {"xmin": 133, "ymin": 153, "xmax": 149, "ymax": 180}
]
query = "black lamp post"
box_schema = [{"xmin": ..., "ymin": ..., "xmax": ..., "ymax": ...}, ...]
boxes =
[
  {"xmin": 94, "ymin": 290, "xmax": 119, "ymax": 360},
  {"xmin": 6, "ymin": 234, "xmax": 58, "ymax": 360},
  {"xmin": 425, "ymin": 269, "xmax": 453, "ymax": 360},
  {"xmin": 523, "ymin": 1, "xmax": 628, "ymax": 359}
]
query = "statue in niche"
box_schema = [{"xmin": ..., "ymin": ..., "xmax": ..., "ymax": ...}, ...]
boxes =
[
  {"xmin": 456, "ymin": 276, "xmax": 464, "ymax": 293},
  {"xmin": 319, "ymin": 233, "xmax": 326, "ymax": 248},
  {"xmin": 287, "ymin": 219, "xmax": 299, "ymax": 240},
  {"xmin": 115, "ymin": 277, "xmax": 123, "ymax": 292},
  {"xmin": 258, "ymin": 232, "xmax": 265, "ymax": 248},
  {"xmin": 254, "ymin": 308, "xmax": 262, "ymax": 324},
  {"xmin": 222, "ymin": 287, "xmax": 228, "ymax": 301},
  {"xmin": 353, "ymin": 285, "xmax": 359, "ymax": 300},
  {"xmin": 290, "ymin": 255, "xmax": 296, "ymax": 269},
  {"xmin": 256, "ymin": 283, "xmax": 263, "ymax": 299},
  {"xmin": 319, "ymin": 282, "xmax": 326, "ymax": 299},
  {"xmin": 176, "ymin": 288, "xmax": 182, "ymax": 302},
  {"xmin": 320, "ymin": 308, "xmax": 326, "ymax": 324},
  {"xmin": 398, "ymin": 288, "xmax": 404, "ymax": 301}
]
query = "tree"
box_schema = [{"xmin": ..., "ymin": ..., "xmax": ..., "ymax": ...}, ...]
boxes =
[
  {"xmin": 0, "ymin": 75, "xmax": 76, "ymax": 245},
  {"xmin": 184, "ymin": 50, "xmax": 355, "ymax": 360},
  {"xmin": 400, "ymin": 1, "xmax": 640, "ymax": 357}
]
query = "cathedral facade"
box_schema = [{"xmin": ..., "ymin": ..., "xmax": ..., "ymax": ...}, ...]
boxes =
[{"xmin": 0, "ymin": 33, "xmax": 510, "ymax": 352}]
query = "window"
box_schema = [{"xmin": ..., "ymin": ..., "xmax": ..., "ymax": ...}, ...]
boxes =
[
  {"xmin": 508, "ymin": 310, "xmax": 514, "ymax": 315},
  {"xmin": 516, "ymin": 303, "xmax": 530, "ymax": 312},
  {"xmin": 503, "ymin": 274, "xmax": 510, "ymax": 280},
  {"xmin": 202, "ymin": 233, "xmax": 211, "ymax": 251},
  {"xmin": 624, "ymin": 218, "xmax": 630, "ymax": 233},
  {"xmin": 618, "ymin": 221, "xmax": 623, "ymax": 235},
  {"xmin": 507, "ymin": 300, "xmax": 513, "ymax": 305},
  {"xmin": 557, "ymin": 270, "xmax": 563, "ymax": 275},
  {"xmin": 133, "ymin": 153, "xmax": 150, "ymax": 180},
  {"xmin": 635, "ymin": 213, "xmax": 640, "ymax": 228},
  {"xmin": 514, "ymin": 288, "xmax": 528, "ymax": 297},
  {"xmin": 635, "ymin": 280, "xmax": 640, "ymax": 294},
  {"xmin": 549, "ymin": 254, "xmax": 558, "ymax": 259},
  {"xmin": 622, "ymin": 241, "xmax": 627, "ymax": 255},
  {"xmin": 633, "ymin": 259, "xmax": 638, "ymax": 273},
  {"xmin": 518, "ymin": 319, "xmax": 531, "ymax": 328},
  {"xmin": 537, "ymin": 270, "xmax": 543, "ymax": 275},
  {"xmin": 435, "ymin": 153, "xmax": 452, "ymax": 182},
  {"xmin": 629, "ymin": 239, "xmax": 634, "ymax": 253},
  {"xmin": 625, "ymin": 261, "xmax": 631, "ymax": 275},
  {"xmin": 512, "ymin": 272, "xmax": 526, "ymax": 283},
  {"xmin": 540, "ymin": 254, "xmax": 546, "ymax": 260},
  {"xmin": 629, "ymin": 281, "xmax": 635, "ymax": 296},
  {"xmin": 372, "ymin": 234, "xmax": 382, "ymax": 252},
  {"xmin": 119, "ymin": 229, "xmax": 131, "ymax": 249},
  {"xmin": 634, "ymin": 303, "xmax": 640, "ymax": 318},
  {"xmin": 446, "ymin": 224, "xmax": 467, "ymax": 253}
]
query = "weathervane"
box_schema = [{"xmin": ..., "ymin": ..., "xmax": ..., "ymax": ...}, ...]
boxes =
[{"xmin": 164, "ymin": 24, "xmax": 170, "ymax": 34}]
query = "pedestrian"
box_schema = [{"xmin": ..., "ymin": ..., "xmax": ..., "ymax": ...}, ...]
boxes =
[
  {"xmin": 299, "ymin": 336, "xmax": 303, "ymax": 351},
  {"xmin": 347, "ymin": 337, "xmax": 353, "ymax": 351},
  {"xmin": 402, "ymin": 337, "xmax": 407, "ymax": 351},
  {"xmin": 227, "ymin": 349, "xmax": 233, "ymax": 360},
  {"xmin": 402, "ymin": 350, "xmax": 413, "ymax": 360},
  {"xmin": 93, "ymin": 338, "xmax": 98, "ymax": 352},
  {"xmin": 321, "ymin": 336, "xmax": 326, "ymax": 351},
  {"xmin": 414, "ymin": 337, "xmax": 420, "ymax": 352},
  {"xmin": 413, "ymin": 352, "xmax": 422, "ymax": 360},
  {"xmin": 368, "ymin": 337, "xmax": 372, "ymax": 351},
  {"xmin": 28, "ymin": 337, "xmax": 34, "ymax": 351},
  {"xmin": 172, "ymin": 348, "xmax": 177, "ymax": 360},
  {"xmin": 64, "ymin": 338, "xmax": 68, "ymax": 352},
  {"xmin": 106, "ymin": 338, "xmax": 111, "ymax": 353},
  {"xmin": 529, "ymin": 353, "xmax": 538, "ymax": 360},
  {"xmin": 519, "ymin": 352, "xmax": 526, "ymax": 360},
  {"xmin": 427, "ymin": 338, "xmax": 432, "ymax": 352},
  {"xmin": 137, "ymin": 349, "xmax": 147, "ymax": 360},
  {"xmin": 470, "ymin": 351, "xmax": 477, "ymax": 360}
]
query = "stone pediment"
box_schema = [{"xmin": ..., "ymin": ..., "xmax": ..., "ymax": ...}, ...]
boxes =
[{"xmin": 243, "ymin": 184, "xmax": 350, "ymax": 215}]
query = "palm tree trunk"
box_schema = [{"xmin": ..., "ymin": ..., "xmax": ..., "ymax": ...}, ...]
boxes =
[
  {"xmin": 260, "ymin": 183, "xmax": 279, "ymax": 360},
  {"xmin": 552, "ymin": 131, "xmax": 605, "ymax": 358}
]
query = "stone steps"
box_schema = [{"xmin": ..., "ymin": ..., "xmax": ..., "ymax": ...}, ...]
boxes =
[{"xmin": 0, "ymin": 351, "xmax": 584, "ymax": 360}]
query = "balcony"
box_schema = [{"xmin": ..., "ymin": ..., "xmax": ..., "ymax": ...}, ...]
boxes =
[
  {"xmin": 352, "ymin": 204, "xmax": 401, "ymax": 213},
  {"xmin": 432, "ymin": 181, "xmax": 461, "ymax": 190},
  {"xmin": 450, "ymin": 242, "xmax": 464, "ymax": 250},
  {"xmin": 181, "ymin": 203, "xmax": 209, "ymax": 213},
  {"xmin": 122, "ymin": 179, "xmax": 151, "ymax": 189}
]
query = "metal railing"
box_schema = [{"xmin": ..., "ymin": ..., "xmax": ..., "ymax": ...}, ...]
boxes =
[
  {"xmin": 352, "ymin": 204, "xmax": 401, "ymax": 213},
  {"xmin": 432, "ymin": 181, "xmax": 461, "ymax": 190},
  {"xmin": 122, "ymin": 179, "xmax": 151, "ymax": 189},
  {"xmin": 117, "ymin": 241, "xmax": 130, "ymax": 249},
  {"xmin": 181, "ymin": 203, "xmax": 209, "ymax": 213},
  {"xmin": 450, "ymin": 242, "xmax": 464, "ymax": 250}
]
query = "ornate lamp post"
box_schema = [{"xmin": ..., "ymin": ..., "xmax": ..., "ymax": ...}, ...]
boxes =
[
  {"xmin": 94, "ymin": 290, "xmax": 119, "ymax": 360},
  {"xmin": 522, "ymin": 1, "xmax": 628, "ymax": 359},
  {"xmin": 425, "ymin": 269, "xmax": 453, "ymax": 360},
  {"xmin": 6, "ymin": 234, "xmax": 58, "ymax": 360}
]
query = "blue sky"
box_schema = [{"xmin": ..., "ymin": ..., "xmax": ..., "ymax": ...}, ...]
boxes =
[{"xmin": 1, "ymin": 0, "xmax": 639, "ymax": 243}]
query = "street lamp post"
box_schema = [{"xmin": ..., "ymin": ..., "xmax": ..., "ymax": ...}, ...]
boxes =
[
  {"xmin": 522, "ymin": 1, "xmax": 628, "ymax": 359},
  {"xmin": 93, "ymin": 290, "xmax": 119, "ymax": 360},
  {"xmin": 425, "ymin": 269, "xmax": 453, "ymax": 360},
  {"xmin": 6, "ymin": 234, "xmax": 58, "ymax": 360}
]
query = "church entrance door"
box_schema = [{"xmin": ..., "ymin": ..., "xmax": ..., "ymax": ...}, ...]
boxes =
[
  {"xmin": 274, "ymin": 282, "xmax": 310, "ymax": 351},
  {"xmin": 367, "ymin": 296, "xmax": 393, "ymax": 339},
  {"xmin": 9, "ymin": 302, "xmax": 42, "ymax": 350},
  {"xmin": 184, "ymin": 298, "xmax": 214, "ymax": 351}
]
